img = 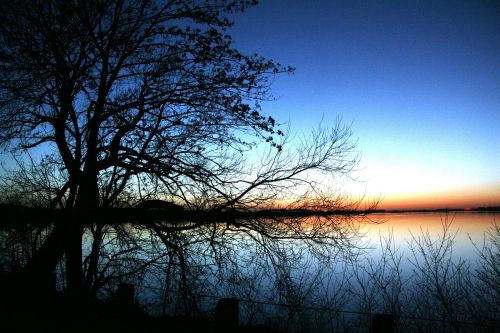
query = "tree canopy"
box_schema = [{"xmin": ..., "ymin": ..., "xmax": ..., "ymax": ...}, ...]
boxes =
[
  {"xmin": 0, "ymin": 0, "xmax": 363, "ymax": 298},
  {"xmin": 0, "ymin": 0, "xmax": 304, "ymax": 209}
]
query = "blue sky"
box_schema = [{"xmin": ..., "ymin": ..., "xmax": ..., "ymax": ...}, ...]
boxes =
[{"xmin": 229, "ymin": 0, "xmax": 500, "ymax": 208}]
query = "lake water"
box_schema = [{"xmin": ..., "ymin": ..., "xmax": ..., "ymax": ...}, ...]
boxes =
[
  {"xmin": 114, "ymin": 211, "xmax": 498, "ymax": 330},
  {"xmin": 2, "ymin": 211, "xmax": 498, "ymax": 331},
  {"xmin": 360, "ymin": 212, "xmax": 498, "ymax": 263}
]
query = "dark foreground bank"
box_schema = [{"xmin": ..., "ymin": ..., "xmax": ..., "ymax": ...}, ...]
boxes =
[{"xmin": 0, "ymin": 279, "xmax": 282, "ymax": 333}]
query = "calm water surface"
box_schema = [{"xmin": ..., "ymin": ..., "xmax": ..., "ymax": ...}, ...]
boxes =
[
  {"xmin": 360, "ymin": 212, "xmax": 498, "ymax": 263},
  {"xmin": 77, "ymin": 211, "xmax": 498, "ymax": 328}
]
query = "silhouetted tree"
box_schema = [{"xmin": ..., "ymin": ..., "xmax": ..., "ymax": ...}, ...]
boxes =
[
  {"xmin": 0, "ymin": 153, "xmax": 68, "ymax": 208},
  {"xmin": 0, "ymin": 0, "xmax": 360, "ymax": 297}
]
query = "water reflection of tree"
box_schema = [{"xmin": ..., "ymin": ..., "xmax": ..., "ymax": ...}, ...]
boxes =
[
  {"xmin": 92, "ymin": 214, "xmax": 366, "ymax": 318},
  {"xmin": 2, "ymin": 214, "xmax": 499, "ymax": 331},
  {"xmin": 1, "ymin": 212, "xmax": 366, "ymax": 325}
]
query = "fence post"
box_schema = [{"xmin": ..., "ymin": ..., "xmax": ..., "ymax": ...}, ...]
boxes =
[
  {"xmin": 215, "ymin": 298, "xmax": 239, "ymax": 333},
  {"xmin": 371, "ymin": 313, "xmax": 394, "ymax": 333}
]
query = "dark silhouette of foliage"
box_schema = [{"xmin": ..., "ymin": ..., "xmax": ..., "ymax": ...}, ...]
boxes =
[
  {"xmin": 0, "ymin": 0, "xmax": 362, "ymax": 307},
  {"xmin": 0, "ymin": 0, "xmax": 294, "ymax": 210}
]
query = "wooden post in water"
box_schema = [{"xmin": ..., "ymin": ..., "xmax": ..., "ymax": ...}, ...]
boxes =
[
  {"xmin": 215, "ymin": 298, "xmax": 239, "ymax": 333},
  {"xmin": 371, "ymin": 314, "xmax": 394, "ymax": 333}
]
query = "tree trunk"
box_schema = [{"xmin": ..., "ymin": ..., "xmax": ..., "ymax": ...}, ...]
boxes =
[
  {"xmin": 84, "ymin": 224, "xmax": 104, "ymax": 295},
  {"xmin": 64, "ymin": 213, "xmax": 84, "ymax": 299},
  {"xmin": 67, "ymin": 168, "xmax": 98, "ymax": 298},
  {"xmin": 22, "ymin": 220, "xmax": 66, "ymax": 291}
]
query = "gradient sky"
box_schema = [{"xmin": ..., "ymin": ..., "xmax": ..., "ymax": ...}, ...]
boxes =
[{"xmin": 229, "ymin": 0, "xmax": 500, "ymax": 209}]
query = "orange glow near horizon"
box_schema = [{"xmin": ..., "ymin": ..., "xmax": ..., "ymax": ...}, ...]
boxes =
[
  {"xmin": 342, "ymin": 152, "xmax": 500, "ymax": 211},
  {"xmin": 371, "ymin": 184, "xmax": 500, "ymax": 210},
  {"xmin": 269, "ymin": 183, "xmax": 500, "ymax": 211}
]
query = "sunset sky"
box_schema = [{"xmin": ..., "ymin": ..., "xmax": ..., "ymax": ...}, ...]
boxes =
[{"xmin": 230, "ymin": 0, "xmax": 500, "ymax": 210}]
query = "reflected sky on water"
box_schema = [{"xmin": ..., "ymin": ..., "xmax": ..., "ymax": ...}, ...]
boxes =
[{"xmin": 359, "ymin": 212, "xmax": 498, "ymax": 263}]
